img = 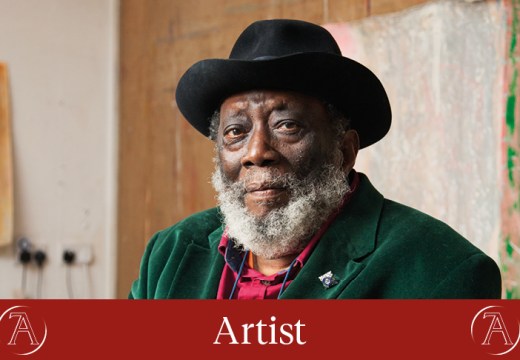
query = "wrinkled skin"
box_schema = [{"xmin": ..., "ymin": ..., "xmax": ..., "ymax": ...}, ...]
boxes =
[{"xmin": 217, "ymin": 90, "xmax": 359, "ymax": 219}]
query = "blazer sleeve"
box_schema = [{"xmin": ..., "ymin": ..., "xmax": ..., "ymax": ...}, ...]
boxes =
[
  {"xmin": 430, "ymin": 253, "xmax": 502, "ymax": 299},
  {"xmin": 128, "ymin": 232, "xmax": 160, "ymax": 299}
]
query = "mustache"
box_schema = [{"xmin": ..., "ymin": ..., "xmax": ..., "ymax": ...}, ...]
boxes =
[{"xmin": 222, "ymin": 169, "xmax": 298, "ymax": 192}]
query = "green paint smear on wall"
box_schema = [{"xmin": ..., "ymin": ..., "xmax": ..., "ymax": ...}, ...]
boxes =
[
  {"xmin": 510, "ymin": 2, "xmax": 517, "ymax": 60},
  {"xmin": 507, "ymin": 89, "xmax": 517, "ymax": 134},
  {"xmin": 504, "ymin": 0, "xmax": 520, "ymax": 301},
  {"xmin": 506, "ymin": 0, "xmax": 518, "ymax": 134},
  {"xmin": 506, "ymin": 286, "xmax": 518, "ymax": 299},
  {"xmin": 507, "ymin": 146, "xmax": 518, "ymax": 186},
  {"xmin": 505, "ymin": 235, "xmax": 514, "ymax": 258}
]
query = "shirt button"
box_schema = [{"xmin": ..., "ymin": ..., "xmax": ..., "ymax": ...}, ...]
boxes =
[{"xmin": 260, "ymin": 280, "xmax": 271, "ymax": 286}]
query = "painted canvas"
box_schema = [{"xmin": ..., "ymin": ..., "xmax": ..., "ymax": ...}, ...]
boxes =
[{"xmin": 325, "ymin": 0, "xmax": 519, "ymax": 298}]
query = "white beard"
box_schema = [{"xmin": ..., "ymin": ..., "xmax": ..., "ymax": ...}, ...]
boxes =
[{"xmin": 211, "ymin": 154, "xmax": 350, "ymax": 259}]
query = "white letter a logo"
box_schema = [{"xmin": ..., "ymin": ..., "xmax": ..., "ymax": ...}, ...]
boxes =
[
  {"xmin": 482, "ymin": 312, "xmax": 513, "ymax": 346},
  {"xmin": 7, "ymin": 312, "xmax": 40, "ymax": 346}
]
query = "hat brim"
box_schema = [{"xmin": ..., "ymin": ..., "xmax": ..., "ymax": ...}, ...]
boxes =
[{"xmin": 175, "ymin": 52, "xmax": 391, "ymax": 149}]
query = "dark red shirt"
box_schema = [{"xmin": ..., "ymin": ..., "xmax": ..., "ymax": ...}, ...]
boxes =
[{"xmin": 216, "ymin": 171, "xmax": 360, "ymax": 299}]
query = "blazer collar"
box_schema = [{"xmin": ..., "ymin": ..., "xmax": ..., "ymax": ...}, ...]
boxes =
[{"xmin": 281, "ymin": 173, "xmax": 384, "ymax": 298}]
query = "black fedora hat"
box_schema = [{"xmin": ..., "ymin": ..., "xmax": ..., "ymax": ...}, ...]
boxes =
[{"xmin": 175, "ymin": 19, "xmax": 391, "ymax": 148}]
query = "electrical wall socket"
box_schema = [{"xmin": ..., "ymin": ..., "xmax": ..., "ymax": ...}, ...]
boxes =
[
  {"xmin": 59, "ymin": 244, "xmax": 93, "ymax": 265},
  {"xmin": 15, "ymin": 241, "xmax": 48, "ymax": 266}
]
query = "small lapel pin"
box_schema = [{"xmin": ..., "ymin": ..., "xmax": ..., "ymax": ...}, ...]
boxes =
[{"xmin": 318, "ymin": 271, "xmax": 339, "ymax": 289}]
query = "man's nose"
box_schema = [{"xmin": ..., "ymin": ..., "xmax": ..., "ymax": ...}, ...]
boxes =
[{"xmin": 241, "ymin": 128, "xmax": 279, "ymax": 168}]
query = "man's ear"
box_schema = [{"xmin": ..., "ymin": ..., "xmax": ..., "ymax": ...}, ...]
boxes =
[{"xmin": 341, "ymin": 129, "xmax": 360, "ymax": 173}]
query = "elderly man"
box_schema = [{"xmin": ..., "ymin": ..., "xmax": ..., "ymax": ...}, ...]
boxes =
[{"xmin": 130, "ymin": 19, "xmax": 501, "ymax": 299}]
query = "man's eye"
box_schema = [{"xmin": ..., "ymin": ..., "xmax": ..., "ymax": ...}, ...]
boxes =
[
  {"xmin": 277, "ymin": 121, "xmax": 300, "ymax": 133},
  {"xmin": 223, "ymin": 127, "xmax": 244, "ymax": 139}
]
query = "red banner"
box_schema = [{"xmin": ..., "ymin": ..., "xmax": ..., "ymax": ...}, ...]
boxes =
[{"xmin": 0, "ymin": 300, "xmax": 519, "ymax": 359}]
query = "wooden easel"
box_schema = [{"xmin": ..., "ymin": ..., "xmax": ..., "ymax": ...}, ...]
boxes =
[{"xmin": 0, "ymin": 63, "xmax": 13, "ymax": 247}]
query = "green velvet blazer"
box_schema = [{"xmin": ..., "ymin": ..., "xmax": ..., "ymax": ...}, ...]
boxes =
[{"xmin": 130, "ymin": 174, "xmax": 502, "ymax": 299}]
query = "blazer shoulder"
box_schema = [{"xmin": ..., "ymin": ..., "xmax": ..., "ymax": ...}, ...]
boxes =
[
  {"xmin": 153, "ymin": 207, "xmax": 222, "ymax": 247},
  {"xmin": 364, "ymin": 199, "xmax": 501, "ymax": 298},
  {"xmin": 130, "ymin": 207, "xmax": 222, "ymax": 299},
  {"xmin": 377, "ymin": 198, "xmax": 495, "ymax": 272},
  {"xmin": 380, "ymin": 199, "xmax": 469, "ymax": 243},
  {"xmin": 143, "ymin": 207, "xmax": 222, "ymax": 273}
]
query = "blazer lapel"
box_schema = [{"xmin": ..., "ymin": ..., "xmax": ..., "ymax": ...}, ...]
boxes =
[{"xmin": 281, "ymin": 174, "xmax": 384, "ymax": 299}]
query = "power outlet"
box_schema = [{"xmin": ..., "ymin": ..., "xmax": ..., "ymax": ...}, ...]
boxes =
[
  {"xmin": 16, "ymin": 241, "xmax": 48, "ymax": 266},
  {"xmin": 60, "ymin": 244, "xmax": 93, "ymax": 265}
]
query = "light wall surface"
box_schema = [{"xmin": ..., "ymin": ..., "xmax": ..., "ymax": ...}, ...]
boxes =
[{"xmin": 0, "ymin": 0, "xmax": 118, "ymax": 298}]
